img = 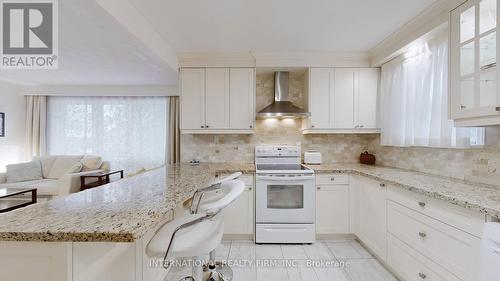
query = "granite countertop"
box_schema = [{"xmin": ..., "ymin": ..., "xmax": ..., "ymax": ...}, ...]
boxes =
[
  {"xmin": 1, "ymin": 162, "xmax": 499, "ymax": 242},
  {"xmin": 308, "ymin": 163, "xmax": 500, "ymax": 219},
  {"xmin": 0, "ymin": 163, "xmax": 254, "ymax": 243}
]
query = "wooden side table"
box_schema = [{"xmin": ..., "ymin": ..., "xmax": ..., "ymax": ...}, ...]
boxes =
[
  {"xmin": 0, "ymin": 188, "xmax": 37, "ymax": 213},
  {"xmin": 80, "ymin": 170, "xmax": 124, "ymax": 191}
]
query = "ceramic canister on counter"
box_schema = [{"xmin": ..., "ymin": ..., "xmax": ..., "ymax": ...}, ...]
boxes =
[{"xmin": 360, "ymin": 151, "xmax": 376, "ymax": 165}]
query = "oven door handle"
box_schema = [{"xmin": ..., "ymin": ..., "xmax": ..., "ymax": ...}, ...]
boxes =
[{"xmin": 256, "ymin": 175, "xmax": 315, "ymax": 181}]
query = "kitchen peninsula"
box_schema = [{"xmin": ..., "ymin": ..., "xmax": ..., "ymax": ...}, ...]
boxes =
[{"xmin": 0, "ymin": 163, "xmax": 254, "ymax": 281}]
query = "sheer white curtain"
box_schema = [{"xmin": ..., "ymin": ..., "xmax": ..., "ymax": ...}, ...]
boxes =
[
  {"xmin": 47, "ymin": 96, "xmax": 168, "ymax": 173},
  {"xmin": 380, "ymin": 35, "xmax": 484, "ymax": 148}
]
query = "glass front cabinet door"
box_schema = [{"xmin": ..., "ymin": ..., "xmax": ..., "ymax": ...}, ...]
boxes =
[{"xmin": 451, "ymin": 0, "xmax": 500, "ymax": 126}]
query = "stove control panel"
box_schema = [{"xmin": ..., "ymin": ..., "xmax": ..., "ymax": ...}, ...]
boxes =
[{"xmin": 255, "ymin": 145, "xmax": 301, "ymax": 158}]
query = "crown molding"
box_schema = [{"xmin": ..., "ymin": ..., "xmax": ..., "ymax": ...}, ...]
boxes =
[
  {"xmin": 178, "ymin": 52, "xmax": 371, "ymax": 68},
  {"xmin": 178, "ymin": 52, "xmax": 256, "ymax": 67},
  {"xmin": 252, "ymin": 52, "xmax": 370, "ymax": 67},
  {"xmin": 368, "ymin": 0, "xmax": 465, "ymax": 66}
]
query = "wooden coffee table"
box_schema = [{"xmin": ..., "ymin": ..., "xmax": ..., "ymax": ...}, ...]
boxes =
[
  {"xmin": 80, "ymin": 170, "xmax": 124, "ymax": 191},
  {"xmin": 0, "ymin": 188, "xmax": 37, "ymax": 213}
]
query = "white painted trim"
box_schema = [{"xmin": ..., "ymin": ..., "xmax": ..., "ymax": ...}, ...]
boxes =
[
  {"xmin": 253, "ymin": 52, "xmax": 370, "ymax": 67},
  {"xmin": 181, "ymin": 129, "xmax": 255, "ymax": 134},
  {"xmin": 22, "ymin": 85, "xmax": 179, "ymax": 96},
  {"xmin": 316, "ymin": 233, "xmax": 356, "ymax": 240},
  {"xmin": 368, "ymin": 0, "xmax": 465, "ymax": 66},
  {"xmin": 454, "ymin": 115, "xmax": 500, "ymax": 127},
  {"xmin": 302, "ymin": 129, "xmax": 381, "ymax": 134},
  {"xmin": 95, "ymin": 0, "xmax": 179, "ymax": 72},
  {"xmin": 178, "ymin": 52, "xmax": 256, "ymax": 67}
]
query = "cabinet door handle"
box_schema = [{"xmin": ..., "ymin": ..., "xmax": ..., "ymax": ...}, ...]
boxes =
[
  {"xmin": 249, "ymin": 125, "xmax": 253, "ymax": 128},
  {"xmin": 418, "ymin": 202, "xmax": 426, "ymax": 208},
  {"xmin": 206, "ymin": 125, "xmax": 210, "ymax": 128},
  {"xmin": 201, "ymin": 125, "xmax": 205, "ymax": 128},
  {"xmin": 460, "ymin": 104, "xmax": 466, "ymax": 110},
  {"xmin": 248, "ymin": 187, "xmax": 252, "ymax": 191},
  {"xmin": 330, "ymin": 177, "xmax": 335, "ymax": 181},
  {"xmin": 496, "ymin": 106, "xmax": 500, "ymax": 112},
  {"xmin": 360, "ymin": 125, "xmax": 364, "ymax": 128},
  {"xmin": 311, "ymin": 125, "xmax": 315, "ymax": 128},
  {"xmin": 317, "ymin": 187, "xmax": 321, "ymax": 190},
  {"xmin": 418, "ymin": 232, "xmax": 427, "ymax": 238},
  {"xmin": 379, "ymin": 183, "xmax": 386, "ymax": 187},
  {"xmin": 418, "ymin": 272, "xmax": 427, "ymax": 279}
]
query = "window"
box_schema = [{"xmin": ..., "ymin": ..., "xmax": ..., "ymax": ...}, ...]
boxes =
[
  {"xmin": 380, "ymin": 34, "xmax": 485, "ymax": 148},
  {"xmin": 48, "ymin": 96, "xmax": 167, "ymax": 173}
]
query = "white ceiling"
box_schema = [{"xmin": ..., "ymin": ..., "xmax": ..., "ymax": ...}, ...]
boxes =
[
  {"xmin": 130, "ymin": 0, "xmax": 437, "ymax": 53},
  {"xmin": 0, "ymin": 0, "xmax": 177, "ymax": 86}
]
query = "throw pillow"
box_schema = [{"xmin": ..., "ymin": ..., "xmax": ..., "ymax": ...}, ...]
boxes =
[
  {"xmin": 81, "ymin": 155, "xmax": 103, "ymax": 171},
  {"xmin": 5, "ymin": 161, "xmax": 43, "ymax": 183},
  {"xmin": 47, "ymin": 156, "xmax": 84, "ymax": 179},
  {"xmin": 66, "ymin": 162, "xmax": 83, "ymax": 174}
]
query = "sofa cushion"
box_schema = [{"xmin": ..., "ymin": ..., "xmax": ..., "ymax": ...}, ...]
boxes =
[
  {"xmin": 5, "ymin": 161, "xmax": 43, "ymax": 183},
  {"xmin": 34, "ymin": 156, "xmax": 58, "ymax": 178},
  {"xmin": 47, "ymin": 156, "xmax": 83, "ymax": 179},
  {"xmin": 81, "ymin": 155, "xmax": 103, "ymax": 171},
  {"xmin": 0, "ymin": 179, "xmax": 58, "ymax": 196}
]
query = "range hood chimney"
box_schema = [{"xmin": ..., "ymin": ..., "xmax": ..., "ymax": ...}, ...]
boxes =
[{"xmin": 257, "ymin": 72, "xmax": 310, "ymax": 118}]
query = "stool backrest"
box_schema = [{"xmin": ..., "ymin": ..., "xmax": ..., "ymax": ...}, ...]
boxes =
[
  {"xmin": 212, "ymin": 172, "xmax": 242, "ymax": 185},
  {"xmin": 198, "ymin": 179, "xmax": 245, "ymax": 215}
]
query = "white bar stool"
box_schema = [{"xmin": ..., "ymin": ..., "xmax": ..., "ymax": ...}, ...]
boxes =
[
  {"xmin": 189, "ymin": 172, "xmax": 244, "ymax": 281},
  {"xmin": 146, "ymin": 178, "xmax": 245, "ymax": 281}
]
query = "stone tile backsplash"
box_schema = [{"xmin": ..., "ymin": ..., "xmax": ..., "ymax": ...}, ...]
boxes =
[
  {"xmin": 369, "ymin": 126, "xmax": 500, "ymax": 186},
  {"xmin": 181, "ymin": 118, "xmax": 378, "ymax": 163}
]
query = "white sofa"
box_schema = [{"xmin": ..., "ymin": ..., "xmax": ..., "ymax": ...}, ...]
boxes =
[{"xmin": 0, "ymin": 155, "xmax": 110, "ymax": 198}]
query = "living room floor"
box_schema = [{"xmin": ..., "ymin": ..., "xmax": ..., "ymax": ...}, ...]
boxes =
[{"xmin": 166, "ymin": 240, "xmax": 398, "ymax": 281}]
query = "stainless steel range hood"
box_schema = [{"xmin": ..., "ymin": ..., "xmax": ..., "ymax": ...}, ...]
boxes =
[{"xmin": 257, "ymin": 72, "xmax": 310, "ymax": 118}]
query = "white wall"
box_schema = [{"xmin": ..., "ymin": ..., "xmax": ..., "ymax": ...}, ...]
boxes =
[{"xmin": 0, "ymin": 81, "xmax": 26, "ymax": 172}]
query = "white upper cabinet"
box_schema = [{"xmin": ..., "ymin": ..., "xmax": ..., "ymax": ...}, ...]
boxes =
[
  {"xmin": 334, "ymin": 68, "xmax": 356, "ymax": 128},
  {"xmin": 229, "ymin": 68, "xmax": 255, "ymax": 130},
  {"xmin": 180, "ymin": 67, "xmax": 255, "ymax": 133},
  {"xmin": 181, "ymin": 68, "xmax": 205, "ymax": 130},
  {"xmin": 305, "ymin": 67, "xmax": 380, "ymax": 133},
  {"xmin": 357, "ymin": 68, "xmax": 380, "ymax": 129},
  {"xmin": 308, "ymin": 68, "xmax": 332, "ymax": 129},
  {"xmin": 451, "ymin": 0, "xmax": 500, "ymax": 126},
  {"xmin": 205, "ymin": 68, "xmax": 230, "ymax": 129}
]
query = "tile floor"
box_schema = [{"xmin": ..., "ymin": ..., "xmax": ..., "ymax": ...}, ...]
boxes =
[{"xmin": 165, "ymin": 239, "xmax": 399, "ymax": 281}]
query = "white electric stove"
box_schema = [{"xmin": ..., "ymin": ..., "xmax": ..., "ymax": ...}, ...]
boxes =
[{"xmin": 254, "ymin": 145, "xmax": 316, "ymax": 244}]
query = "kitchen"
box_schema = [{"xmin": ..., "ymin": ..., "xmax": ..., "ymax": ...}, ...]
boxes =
[{"xmin": 0, "ymin": 0, "xmax": 500, "ymax": 281}]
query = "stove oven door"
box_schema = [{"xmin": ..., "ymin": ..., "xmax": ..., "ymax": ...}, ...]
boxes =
[{"xmin": 255, "ymin": 174, "xmax": 315, "ymax": 224}]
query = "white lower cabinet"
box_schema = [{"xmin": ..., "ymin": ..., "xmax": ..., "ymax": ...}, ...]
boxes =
[
  {"xmin": 386, "ymin": 186, "xmax": 483, "ymax": 281},
  {"xmin": 316, "ymin": 174, "xmax": 350, "ymax": 234},
  {"xmin": 388, "ymin": 234, "xmax": 461, "ymax": 281},
  {"xmin": 218, "ymin": 174, "xmax": 254, "ymax": 236},
  {"xmin": 355, "ymin": 175, "xmax": 388, "ymax": 261}
]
